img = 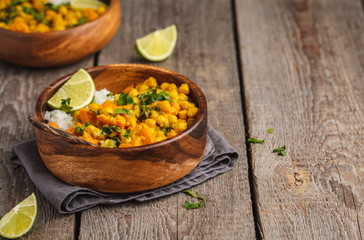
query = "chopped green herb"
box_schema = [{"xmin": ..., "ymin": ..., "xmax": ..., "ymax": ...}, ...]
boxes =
[
  {"xmin": 115, "ymin": 108, "xmax": 133, "ymax": 116},
  {"xmin": 183, "ymin": 190, "xmax": 205, "ymax": 210},
  {"xmin": 248, "ymin": 138, "xmax": 264, "ymax": 144},
  {"xmin": 9, "ymin": 0, "xmax": 26, "ymax": 8},
  {"xmin": 89, "ymin": 109, "xmax": 99, "ymax": 115},
  {"xmin": 44, "ymin": 2, "xmax": 59, "ymax": 11},
  {"xmin": 162, "ymin": 126, "xmax": 172, "ymax": 135},
  {"xmin": 107, "ymin": 92, "xmax": 114, "ymax": 97},
  {"xmin": 22, "ymin": 6, "xmax": 43, "ymax": 22},
  {"xmin": 267, "ymin": 128, "xmax": 274, "ymax": 133},
  {"xmin": 137, "ymin": 106, "xmax": 154, "ymax": 121},
  {"xmin": 123, "ymin": 129, "xmax": 131, "ymax": 139},
  {"xmin": 273, "ymin": 145, "xmax": 286, "ymax": 156},
  {"xmin": 74, "ymin": 17, "xmax": 87, "ymax": 26},
  {"xmin": 59, "ymin": 98, "xmax": 73, "ymax": 112},
  {"xmin": 101, "ymin": 126, "xmax": 121, "ymax": 136},
  {"xmin": 111, "ymin": 137, "xmax": 121, "ymax": 147},
  {"xmin": 138, "ymin": 89, "xmax": 173, "ymax": 106},
  {"xmin": 118, "ymin": 92, "xmax": 134, "ymax": 106},
  {"xmin": 75, "ymin": 121, "xmax": 90, "ymax": 135}
]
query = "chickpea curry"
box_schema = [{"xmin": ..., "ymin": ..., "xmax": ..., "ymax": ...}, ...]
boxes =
[
  {"xmin": 51, "ymin": 77, "xmax": 199, "ymax": 148},
  {"xmin": 0, "ymin": 0, "xmax": 107, "ymax": 33}
]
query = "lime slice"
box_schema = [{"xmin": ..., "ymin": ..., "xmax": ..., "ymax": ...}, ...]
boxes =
[
  {"xmin": 0, "ymin": 193, "xmax": 37, "ymax": 239},
  {"xmin": 47, "ymin": 68, "xmax": 95, "ymax": 111},
  {"xmin": 135, "ymin": 24, "xmax": 177, "ymax": 62},
  {"xmin": 70, "ymin": 0, "xmax": 107, "ymax": 10}
]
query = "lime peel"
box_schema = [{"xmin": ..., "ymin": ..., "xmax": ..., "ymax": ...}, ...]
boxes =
[
  {"xmin": 47, "ymin": 68, "xmax": 95, "ymax": 111},
  {"xmin": 0, "ymin": 193, "xmax": 37, "ymax": 239},
  {"xmin": 135, "ymin": 24, "xmax": 177, "ymax": 62}
]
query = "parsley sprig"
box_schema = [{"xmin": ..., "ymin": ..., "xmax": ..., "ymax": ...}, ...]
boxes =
[{"xmin": 183, "ymin": 190, "xmax": 206, "ymax": 210}]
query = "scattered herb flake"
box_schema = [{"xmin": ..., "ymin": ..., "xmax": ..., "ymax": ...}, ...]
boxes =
[
  {"xmin": 183, "ymin": 190, "xmax": 205, "ymax": 210},
  {"xmin": 273, "ymin": 145, "xmax": 286, "ymax": 156},
  {"xmin": 248, "ymin": 138, "xmax": 264, "ymax": 144},
  {"xmin": 267, "ymin": 128, "xmax": 274, "ymax": 133},
  {"xmin": 75, "ymin": 121, "xmax": 91, "ymax": 135},
  {"xmin": 107, "ymin": 92, "xmax": 114, "ymax": 97}
]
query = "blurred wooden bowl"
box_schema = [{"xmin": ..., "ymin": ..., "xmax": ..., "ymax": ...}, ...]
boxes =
[
  {"xmin": 0, "ymin": 0, "xmax": 120, "ymax": 67},
  {"xmin": 34, "ymin": 64, "xmax": 208, "ymax": 193}
]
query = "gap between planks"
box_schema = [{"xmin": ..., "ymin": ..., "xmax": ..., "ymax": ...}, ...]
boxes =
[{"xmin": 231, "ymin": 0, "xmax": 263, "ymax": 239}]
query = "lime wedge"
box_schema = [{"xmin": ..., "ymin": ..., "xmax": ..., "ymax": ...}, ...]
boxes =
[
  {"xmin": 47, "ymin": 69, "xmax": 95, "ymax": 111},
  {"xmin": 0, "ymin": 193, "xmax": 37, "ymax": 239},
  {"xmin": 135, "ymin": 24, "xmax": 177, "ymax": 62},
  {"xmin": 70, "ymin": 0, "xmax": 107, "ymax": 10}
]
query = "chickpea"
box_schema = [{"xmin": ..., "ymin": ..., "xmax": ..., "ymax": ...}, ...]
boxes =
[
  {"xmin": 178, "ymin": 110, "xmax": 188, "ymax": 120},
  {"xmin": 174, "ymin": 119, "xmax": 188, "ymax": 133},
  {"xmin": 158, "ymin": 100, "xmax": 171, "ymax": 112},
  {"xmin": 129, "ymin": 88, "xmax": 138, "ymax": 98},
  {"xmin": 188, "ymin": 107, "xmax": 199, "ymax": 118},
  {"xmin": 156, "ymin": 115, "xmax": 169, "ymax": 128},
  {"xmin": 145, "ymin": 118, "xmax": 156, "ymax": 128}
]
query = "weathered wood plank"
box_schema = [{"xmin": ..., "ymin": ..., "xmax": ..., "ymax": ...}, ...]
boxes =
[
  {"xmin": 236, "ymin": 0, "xmax": 364, "ymax": 238},
  {"xmin": 0, "ymin": 57, "xmax": 93, "ymax": 239},
  {"xmin": 80, "ymin": 0, "xmax": 255, "ymax": 239}
]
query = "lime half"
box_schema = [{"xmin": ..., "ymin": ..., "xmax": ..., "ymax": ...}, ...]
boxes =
[
  {"xmin": 47, "ymin": 68, "xmax": 95, "ymax": 111},
  {"xmin": 135, "ymin": 24, "xmax": 177, "ymax": 62},
  {"xmin": 70, "ymin": 0, "xmax": 107, "ymax": 10},
  {"xmin": 0, "ymin": 193, "xmax": 37, "ymax": 239}
]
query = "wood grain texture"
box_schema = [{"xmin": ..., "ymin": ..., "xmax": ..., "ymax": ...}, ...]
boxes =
[
  {"xmin": 0, "ymin": 0, "xmax": 120, "ymax": 67},
  {"xmin": 35, "ymin": 64, "xmax": 208, "ymax": 193},
  {"xmin": 0, "ymin": 57, "xmax": 93, "ymax": 239},
  {"xmin": 79, "ymin": 0, "xmax": 255, "ymax": 239},
  {"xmin": 236, "ymin": 0, "xmax": 364, "ymax": 238}
]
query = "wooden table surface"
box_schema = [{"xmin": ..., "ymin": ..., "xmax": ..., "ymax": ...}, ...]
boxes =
[{"xmin": 1, "ymin": 0, "xmax": 363, "ymax": 239}]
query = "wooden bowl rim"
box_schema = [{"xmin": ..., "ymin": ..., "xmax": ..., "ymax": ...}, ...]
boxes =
[
  {"xmin": 35, "ymin": 63, "xmax": 207, "ymax": 152},
  {"xmin": 0, "ymin": 0, "xmax": 119, "ymax": 37}
]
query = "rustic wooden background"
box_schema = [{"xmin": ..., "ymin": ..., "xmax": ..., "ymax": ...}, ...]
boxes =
[{"xmin": 0, "ymin": 0, "xmax": 363, "ymax": 239}]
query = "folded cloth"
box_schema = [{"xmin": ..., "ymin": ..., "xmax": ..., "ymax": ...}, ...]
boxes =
[{"xmin": 11, "ymin": 125, "xmax": 238, "ymax": 214}]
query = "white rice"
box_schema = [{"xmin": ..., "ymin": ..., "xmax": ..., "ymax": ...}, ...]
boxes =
[
  {"xmin": 44, "ymin": 110, "xmax": 75, "ymax": 130},
  {"xmin": 94, "ymin": 88, "xmax": 114, "ymax": 105},
  {"xmin": 45, "ymin": 89, "xmax": 113, "ymax": 130}
]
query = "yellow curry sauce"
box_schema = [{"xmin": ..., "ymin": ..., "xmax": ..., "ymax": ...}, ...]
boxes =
[
  {"xmin": 53, "ymin": 77, "xmax": 199, "ymax": 148},
  {"xmin": 0, "ymin": 0, "xmax": 106, "ymax": 33}
]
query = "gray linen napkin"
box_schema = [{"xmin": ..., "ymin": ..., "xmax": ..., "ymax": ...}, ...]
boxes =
[{"xmin": 10, "ymin": 125, "xmax": 238, "ymax": 214}]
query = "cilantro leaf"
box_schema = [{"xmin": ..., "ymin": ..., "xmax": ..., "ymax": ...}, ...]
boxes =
[
  {"xmin": 107, "ymin": 92, "xmax": 114, "ymax": 97},
  {"xmin": 100, "ymin": 126, "xmax": 121, "ymax": 136},
  {"xmin": 273, "ymin": 145, "xmax": 286, "ymax": 156},
  {"xmin": 75, "ymin": 121, "xmax": 90, "ymax": 135},
  {"xmin": 123, "ymin": 129, "xmax": 131, "ymax": 139},
  {"xmin": 183, "ymin": 190, "xmax": 205, "ymax": 210},
  {"xmin": 118, "ymin": 92, "xmax": 134, "ymax": 106},
  {"xmin": 59, "ymin": 98, "xmax": 73, "ymax": 112},
  {"xmin": 267, "ymin": 128, "xmax": 274, "ymax": 133},
  {"xmin": 115, "ymin": 108, "xmax": 133, "ymax": 116},
  {"xmin": 138, "ymin": 89, "xmax": 173, "ymax": 106},
  {"xmin": 248, "ymin": 138, "xmax": 264, "ymax": 144},
  {"xmin": 162, "ymin": 126, "xmax": 172, "ymax": 135},
  {"xmin": 89, "ymin": 109, "xmax": 100, "ymax": 115}
]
